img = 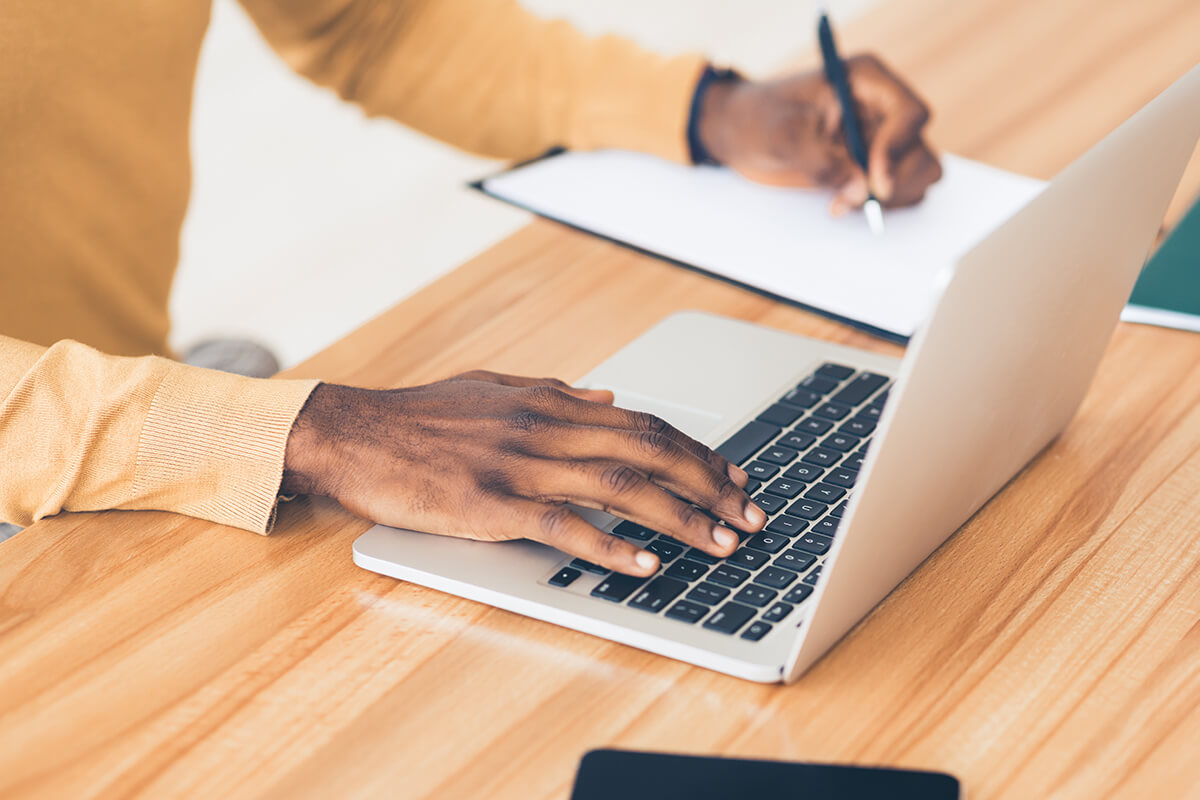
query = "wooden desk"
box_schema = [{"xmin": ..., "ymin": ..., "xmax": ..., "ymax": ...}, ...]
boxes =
[{"xmin": 3, "ymin": 1, "xmax": 1199, "ymax": 797}]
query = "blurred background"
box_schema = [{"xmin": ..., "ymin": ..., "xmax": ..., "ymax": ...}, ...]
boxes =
[{"xmin": 173, "ymin": 0, "xmax": 880, "ymax": 368}]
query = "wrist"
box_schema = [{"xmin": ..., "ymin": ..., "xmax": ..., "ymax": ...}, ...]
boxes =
[
  {"xmin": 282, "ymin": 382, "xmax": 341, "ymax": 497},
  {"xmin": 689, "ymin": 66, "xmax": 744, "ymax": 166}
]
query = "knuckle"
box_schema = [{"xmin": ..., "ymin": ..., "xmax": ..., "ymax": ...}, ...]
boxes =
[
  {"xmin": 508, "ymin": 409, "xmax": 553, "ymax": 434},
  {"xmin": 598, "ymin": 464, "xmax": 644, "ymax": 496},
  {"xmin": 538, "ymin": 505, "xmax": 575, "ymax": 539},
  {"xmin": 633, "ymin": 429, "xmax": 674, "ymax": 459},
  {"xmin": 525, "ymin": 384, "xmax": 568, "ymax": 409},
  {"xmin": 594, "ymin": 531, "xmax": 625, "ymax": 559},
  {"xmin": 908, "ymin": 101, "xmax": 931, "ymax": 128},
  {"xmin": 634, "ymin": 412, "xmax": 671, "ymax": 435},
  {"xmin": 674, "ymin": 501, "xmax": 706, "ymax": 528},
  {"xmin": 850, "ymin": 52, "xmax": 884, "ymax": 72}
]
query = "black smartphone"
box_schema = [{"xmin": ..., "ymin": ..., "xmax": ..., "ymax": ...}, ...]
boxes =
[{"xmin": 570, "ymin": 750, "xmax": 961, "ymax": 800}]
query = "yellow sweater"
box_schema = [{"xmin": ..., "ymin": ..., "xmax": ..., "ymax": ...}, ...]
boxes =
[{"xmin": 0, "ymin": 0, "xmax": 704, "ymax": 532}]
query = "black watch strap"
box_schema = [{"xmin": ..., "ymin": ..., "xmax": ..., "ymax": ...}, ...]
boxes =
[{"xmin": 686, "ymin": 65, "xmax": 743, "ymax": 166}]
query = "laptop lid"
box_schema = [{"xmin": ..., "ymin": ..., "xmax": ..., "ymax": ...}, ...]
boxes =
[{"xmin": 785, "ymin": 63, "xmax": 1200, "ymax": 682}]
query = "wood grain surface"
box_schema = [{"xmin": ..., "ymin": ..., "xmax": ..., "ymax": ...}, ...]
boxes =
[{"xmin": 3, "ymin": 0, "xmax": 1200, "ymax": 798}]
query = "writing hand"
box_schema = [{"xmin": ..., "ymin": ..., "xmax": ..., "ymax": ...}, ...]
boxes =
[
  {"xmin": 697, "ymin": 54, "xmax": 942, "ymax": 214},
  {"xmin": 282, "ymin": 371, "xmax": 767, "ymax": 576}
]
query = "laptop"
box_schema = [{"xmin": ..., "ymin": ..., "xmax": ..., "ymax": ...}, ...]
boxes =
[{"xmin": 354, "ymin": 65, "xmax": 1200, "ymax": 683}]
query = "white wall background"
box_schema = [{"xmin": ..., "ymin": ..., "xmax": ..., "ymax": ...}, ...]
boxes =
[{"xmin": 173, "ymin": 0, "xmax": 880, "ymax": 368}]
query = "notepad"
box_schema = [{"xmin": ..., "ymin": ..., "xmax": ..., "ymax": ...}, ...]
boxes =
[
  {"xmin": 1121, "ymin": 193, "xmax": 1200, "ymax": 332},
  {"xmin": 476, "ymin": 149, "xmax": 1046, "ymax": 341}
]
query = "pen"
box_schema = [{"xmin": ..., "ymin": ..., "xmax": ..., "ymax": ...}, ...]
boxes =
[{"xmin": 817, "ymin": 8, "xmax": 885, "ymax": 235}]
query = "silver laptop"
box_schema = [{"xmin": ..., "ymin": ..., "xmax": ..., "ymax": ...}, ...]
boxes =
[{"xmin": 354, "ymin": 65, "xmax": 1200, "ymax": 683}]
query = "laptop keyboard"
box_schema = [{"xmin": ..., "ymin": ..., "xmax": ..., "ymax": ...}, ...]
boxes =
[{"xmin": 545, "ymin": 362, "xmax": 890, "ymax": 643}]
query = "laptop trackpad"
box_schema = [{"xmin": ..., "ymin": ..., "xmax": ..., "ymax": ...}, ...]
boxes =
[{"xmin": 605, "ymin": 389, "xmax": 725, "ymax": 444}]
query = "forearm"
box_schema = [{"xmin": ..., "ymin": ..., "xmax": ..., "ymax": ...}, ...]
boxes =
[
  {"xmin": 238, "ymin": 0, "xmax": 706, "ymax": 162},
  {"xmin": 0, "ymin": 335, "xmax": 317, "ymax": 532}
]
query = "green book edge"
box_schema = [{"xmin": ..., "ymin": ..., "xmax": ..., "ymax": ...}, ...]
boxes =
[{"xmin": 1124, "ymin": 192, "xmax": 1200, "ymax": 331}]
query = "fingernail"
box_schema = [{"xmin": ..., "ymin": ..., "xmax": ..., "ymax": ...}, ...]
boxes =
[
  {"xmin": 744, "ymin": 502, "xmax": 766, "ymax": 527},
  {"xmin": 727, "ymin": 463, "xmax": 748, "ymax": 487},
  {"xmin": 635, "ymin": 551, "xmax": 659, "ymax": 572},
  {"xmin": 713, "ymin": 525, "xmax": 738, "ymax": 550}
]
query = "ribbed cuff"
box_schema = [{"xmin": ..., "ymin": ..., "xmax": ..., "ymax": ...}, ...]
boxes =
[
  {"xmin": 134, "ymin": 364, "xmax": 319, "ymax": 534},
  {"xmin": 566, "ymin": 49, "xmax": 708, "ymax": 164}
]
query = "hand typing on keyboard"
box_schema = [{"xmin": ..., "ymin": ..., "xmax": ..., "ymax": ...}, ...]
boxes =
[{"xmin": 280, "ymin": 371, "xmax": 767, "ymax": 576}]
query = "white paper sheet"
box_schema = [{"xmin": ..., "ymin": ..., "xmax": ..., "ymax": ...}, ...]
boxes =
[{"xmin": 480, "ymin": 150, "xmax": 1046, "ymax": 338}]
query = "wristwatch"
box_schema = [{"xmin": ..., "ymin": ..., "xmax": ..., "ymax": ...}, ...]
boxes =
[{"xmin": 686, "ymin": 65, "xmax": 744, "ymax": 166}]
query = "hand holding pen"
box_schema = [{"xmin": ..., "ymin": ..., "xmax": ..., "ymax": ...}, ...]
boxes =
[{"xmin": 693, "ymin": 40, "xmax": 942, "ymax": 219}]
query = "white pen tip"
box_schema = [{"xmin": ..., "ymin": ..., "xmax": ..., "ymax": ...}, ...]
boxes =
[{"xmin": 864, "ymin": 198, "xmax": 885, "ymax": 236}]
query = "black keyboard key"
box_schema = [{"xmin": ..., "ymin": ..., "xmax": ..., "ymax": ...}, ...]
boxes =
[
  {"xmin": 687, "ymin": 582, "xmax": 731, "ymax": 604},
  {"xmin": 646, "ymin": 538, "xmax": 685, "ymax": 563},
  {"xmin": 684, "ymin": 547, "xmax": 720, "ymax": 565},
  {"xmin": 716, "ymin": 420, "xmax": 780, "ymax": 467},
  {"xmin": 591, "ymin": 573, "xmax": 646, "ymax": 602},
  {"xmin": 743, "ymin": 478, "xmax": 762, "ymax": 495},
  {"xmin": 830, "ymin": 500, "xmax": 848, "ymax": 518},
  {"xmin": 774, "ymin": 549, "xmax": 817, "ymax": 572},
  {"xmin": 794, "ymin": 532, "xmax": 834, "ymax": 555},
  {"xmin": 815, "ymin": 363, "xmax": 855, "ymax": 381},
  {"xmin": 733, "ymin": 584, "xmax": 777, "ymax": 607},
  {"xmin": 709, "ymin": 564, "xmax": 751, "ymax": 587},
  {"xmin": 825, "ymin": 468, "xmax": 858, "ymax": 489},
  {"xmin": 752, "ymin": 493, "xmax": 788, "ymax": 516},
  {"xmin": 612, "ymin": 520, "xmax": 656, "ymax": 541},
  {"xmin": 741, "ymin": 620, "xmax": 773, "ymax": 641},
  {"xmin": 628, "ymin": 576, "xmax": 688, "ymax": 612},
  {"xmin": 765, "ymin": 515, "xmax": 808, "ymax": 537},
  {"xmin": 812, "ymin": 517, "xmax": 840, "ymax": 537},
  {"xmin": 798, "ymin": 374, "xmax": 839, "ymax": 395},
  {"xmin": 804, "ymin": 566, "xmax": 824, "ymax": 585},
  {"xmin": 804, "ymin": 483, "xmax": 846, "ymax": 504},
  {"xmin": 729, "ymin": 547, "xmax": 771, "ymax": 570},
  {"xmin": 745, "ymin": 532, "xmax": 790, "ymax": 554},
  {"xmin": 822, "ymin": 433, "xmax": 860, "ymax": 453},
  {"xmin": 801, "ymin": 447, "xmax": 841, "ymax": 467},
  {"xmin": 762, "ymin": 601, "xmax": 794, "ymax": 622},
  {"xmin": 757, "ymin": 403, "xmax": 803, "ymax": 427},
  {"xmin": 664, "ymin": 558, "xmax": 709, "ymax": 582},
  {"xmin": 783, "ymin": 583, "xmax": 814, "ymax": 604},
  {"xmin": 830, "ymin": 372, "xmax": 889, "ymax": 407},
  {"xmin": 776, "ymin": 431, "xmax": 816, "ymax": 451},
  {"xmin": 759, "ymin": 446, "xmax": 799, "ymax": 466},
  {"xmin": 842, "ymin": 454, "xmax": 865, "ymax": 471},
  {"xmin": 797, "ymin": 417, "xmax": 834, "ymax": 435},
  {"xmin": 665, "ymin": 600, "xmax": 709, "ymax": 624},
  {"xmin": 548, "ymin": 567, "xmax": 581, "ymax": 587},
  {"xmin": 787, "ymin": 499, "xmax": 829, "ymax": 520},
  {"xmin": 744, "ymin": 461, "xmax": 779, "ymax": 481},
  {"xmin": 813, "ymin": 403, "xmax": 851, "ymax": 421},
  {"xmin": 783, "ymin": 463, "xmax": 825, "ymax": 483},
  {"xmin": 871, "ymin": 388, "xmax": 890, "ymax": 407},
  {"xmin": 763, "ymin": 478, "xmax": 804, "ymax": 499},
  {"xmin": 840, "ymin": 418, "xmax": 876, "ymax": 437},
  {"xmin": 779, "ymin": 387, "xmax": 820, "ymax": 409},
  {"xmin": 703, "ymin": 602, "xmax": 756, "ymax": 634},
  {"xmin": 754, "ymin": 566, "xmax": 798, "ymax": 590},
  {"xmin": 571, "ymin": 558, "xmax": 608, "ymax": 575},
  {"xmin": 858, "ymin": 405, "xmax": 883, "ymax": 421}
]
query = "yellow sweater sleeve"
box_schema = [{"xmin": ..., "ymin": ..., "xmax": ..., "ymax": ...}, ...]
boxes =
[
  {"xmin": 0, "ymin": 335, "xmax": 318, "ymax": 533},
  {"xmin": 237, "ymin": 0, "xmax": 707, "ymax": 163}
]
